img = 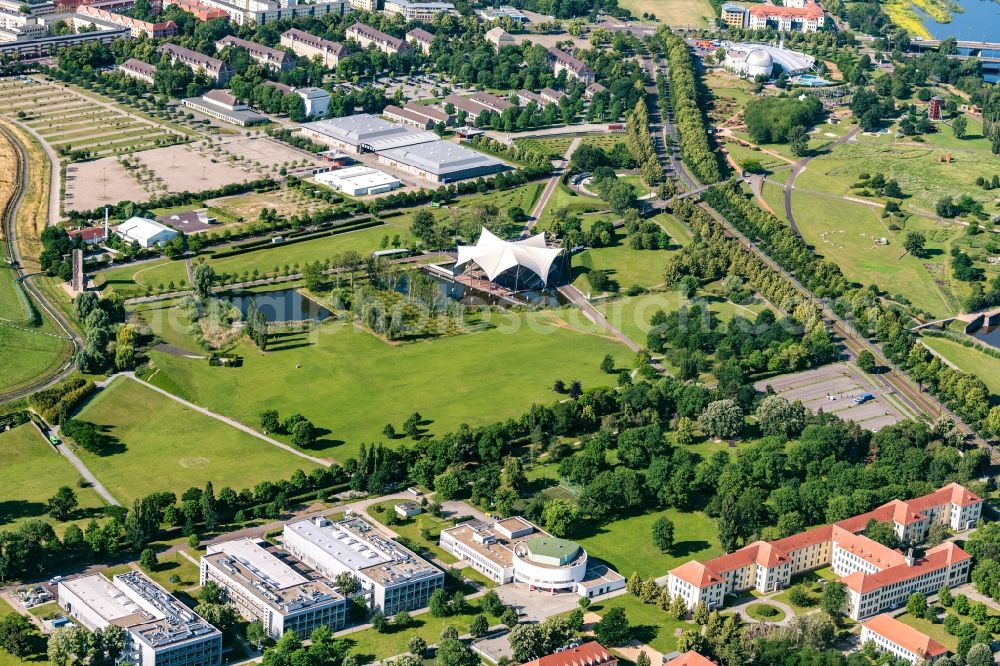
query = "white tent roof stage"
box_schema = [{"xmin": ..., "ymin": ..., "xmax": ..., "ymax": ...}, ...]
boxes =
[{"xmin": 455, "ymin": 228, "xmax": 562, "ymax": 286}]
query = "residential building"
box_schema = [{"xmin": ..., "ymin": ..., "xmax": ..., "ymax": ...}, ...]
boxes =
[
  {"xmin": 584, "ymin": 82, "xmax": 606, "ymax": 99},
  {"xmin": 548, "ymin": 47, "xmax": 595, "ymax": 84},
  {"xmin": 345, "ymin": 22, "xmax": 409, "ymax": 55},
  {"xmin": 516, "ymin": 89, "xmax": 547, "ymax": 107},
  {"xmin": 401, "ymin": 102, "xmax": 450, "ymax": 126},
  {"xmin": 58, "ymin": 571, "xmax": 222, "ymax": 666},
  {"xmin": 860, "ymin": 615, "xmax": 949, "ymax": 664},
  {"xmin": 216, "ymin": 34, "xmax": 294, "ymax": 71},
  {"xmin": 296, "ymin": 86, "xmax": 330, "ymax": 117},
  {"xmin": 117, "ymin": 57, "xmax": 156, "ymax": 84},
  {"xmin": 165, "ymin": 0, "xmax": 347, "ymax": 26},
  {"xmin": 667, "ymin": 484, "xmax": 981, "ymax": 620},
  {"xmin": 384, "ymin": 0, "xmax": 452, "ymax": 20},
  {"xmin": 116, "ymin": 216, "xmax": 178, "ymax": 248},
  {"xmin": 540, "ymin": 87, "xmax": 564, "ymax": 105},
  {"xmin": 405, "ymin": 26, "xmax": 434, "ymax": 54},
  {"xmin": 201, "ymin": 539, "xmax": 346, "ymax": 641},
  {"xmin": 157, "ymin": 43, "xmax": 232, "ymax": 83},
  {"xmin": 76, "ymin": 5, "xmax": 176, "ymax": 37},
  {"xmin": 315, "ymin": 166, "xmax": 400, "ymax": 195},
  {"xmin": 283, "ymin": 515, "xmax": 444, "ymax": 615},
  {"xmin": 161, "ymin": 0, "xmax": 228, "ymax": 21},
  {"xmin": 349, "ymin": 0, "xmax": 375, "ymax": 10},
  {"xmin": 383, "ymin": 104, "xmax": 434, "ymax": 129},
  {"xmin": 747, "ymin": 2, "xmax": 824, "ymax": 32},
  {"xmin": 476, "ymin": 4, "xmax": 527, "ymax": 22},
  {"xmin": 720, "ymin": 3, "xmax": 746, "ymax": 28},
  {"xmin": 521, "ymin": 642, "xmax": 617, "ymax": 666},
  {"xmin": 485, "ymin": 26, "xmax": 514, "ymax": 50},
  {"xmin": 0, "ymin": 12, "xmax": 127, "ymax": 55},
  {"xmin": 280, "ymin": 28, "xmax": 346, "ymax": 68},
  {"xmin": 438, "ymin": 516, "xmax": 624, "ymax": 596},
  {"xmin": 664, "ymin": 652, "xmax": 716, "ymax": 666},
  {"xmin": 299, "ymin": 113, "xmax": 437, "ymax": 153},
  {"xmin": 181, "ymin": 89, "xmax": 267, "ymax": 126}
]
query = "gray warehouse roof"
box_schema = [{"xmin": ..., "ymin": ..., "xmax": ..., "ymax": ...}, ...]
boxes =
[
  {"xmin": 301, "ymin": 113, "xmax": 437, "ymax": 151},
  {"xmin": 379, "ymin": 140, "xmax": 508, "ymax": 177}
]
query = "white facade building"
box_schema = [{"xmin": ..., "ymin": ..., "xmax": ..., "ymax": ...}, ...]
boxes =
[
  {"xmin": 860, "ymin": 614, "xmax": 949, "ymax": 664},
  {"xmin": 296, "ymin": 87, "xmax": 330, "ymax": 118},
  {"xmin": 315, "ymin": 166, "xmax": 400, "ymax": 195},
  {"xmin": 116, "ymin": 216, "xmax": 178, "ymax": 248},
  {"xmin": 58, "ymin": 571, "xmax": 222, "ymax": 666},
  {"xmin": 201, "ymin": 539, "xmax": 347, "ymax": 641},
  {"xmin": 283, "ymin": 515, "xmax": 444, "ymax": 615}
]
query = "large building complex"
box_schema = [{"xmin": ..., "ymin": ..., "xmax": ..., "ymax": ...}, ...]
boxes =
[
  {"xmin": 747, "ymin": 2, "xmax": 825, "ymax": 32},
  {"xmin": 384, "ymin": 0, "xmax": 453, "ymax": 20},
  {"xmin": 201, "ymin": 538, "xmax": 346, "ymax": 641},
  {"xmin": 315, "ymin": 166, "xmax": 401, "ymax": 195},
  {"xmin": 439, "ymin": 516, "xmax": 624, "ymax": 597},
  {"xmin": 0, "ymin": 11, "xmax": 129, "ymax": 56},
  {"xmin": 280, "ymin": 27, "xmax": 345, "ymax": 68},
  {"xmin": 157, "ymin": 43, "xmax": 232, "ymax": 83},
  {"xmin": 300, "ymin": 113, "xmax": 438, "ymax": 153},
  {"xmin": 345, "ymin": 22, "xmax": 409, "ymax": 55},
  {"xmin": 76, "ymin": 5, "xmax": 176, "ymax": 37},
  {"xmin": 165, "ymin": 0, "xmax": 347, "ymax": 25},
  {"xmin": 548, "ymin": 47, "xmax": 595, "ymax": 84},
  {"xmin": 182, "ymin": 89, "xmax": 267, "ymax": 126},
  {"xmin": 376, "ymin": 140, "xmax": 509, "ymax": 183},
  {"xmin": 667, "ymin": 484, "xmax": 981, "ymax": 620},
  {"xmin": 283, "ymin": 515, "xmax": 445, "ymax": 615},
  {"xmin": 216, "ymin": 34, "xmax": 295, "ymax": 71},
  {"xmin": 860, "ymin": 614, "xmax": 949, "ymax": 664},
  {"xmin": 58, "ymin": 571, "xmax": 223, "ymax": 666}
]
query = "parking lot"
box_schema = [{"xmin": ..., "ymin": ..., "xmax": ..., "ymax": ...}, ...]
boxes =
[
  {"xmin": 374, "ymin": 73, "xmax": 476, "ymax": 103},
  {"xmin": 754, "ymin": 363, "xmax": 910, "ymax": 432}
]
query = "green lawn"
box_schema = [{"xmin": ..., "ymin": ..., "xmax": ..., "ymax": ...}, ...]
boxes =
[
  {"xmin": 535, "ymin": 184, "xmax": 609, "ymax": 230},
  {"xmin": 895, "ymin": 612, "xmax": 958, "ymax": 651},
  {"xmin": 920, "ymin": 336, "xmax": 1000, "ymax": 394},
  {"xmin": 0, "ymin": 595, "xmax": 49, "ymax": 665},
  {"xmin": 616, "ymin": 0, "xmax": 713, "ymax": 25},
  {"xmin": 140, "ymin": 551, "xmax": 202, "ymax": 595},
  {"xmin": 587, "ymin": 593, "xmax": 692, "ymax": 654},
  {"xmin": 745, "ymin": 602, "xmax": 786, "ymax": 622},
  {"xmin": 74, "ymin": 377, "xmax": 320, "ymax": 503},
  {"xmin": 0, "ymin": 423, "xmax": 108, "ymax": 535},
  {"xmin": 343, "ymin": 600, "xmax": 489, "ymax": 663},
  {"xmin": 365, "ymin": 500, "xmax": 461, "ymax": 564},
  {"xmin": 144, "ymin": 308, "xmax": 631, "ymax": 463},
  {"xmin": 576, "ymin": 508, "xmax": 721, "ymax": 580}
]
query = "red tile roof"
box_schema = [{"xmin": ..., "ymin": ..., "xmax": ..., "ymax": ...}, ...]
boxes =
[
  {"xmin": 69, "ymin": 227, "xmax": 106, "ymax": 242},
  {"xmin": 832, "ymin": 526, "xmax": 906, "ymax": 570},
  {"xmin": 664, "ymin": 652, "xmax": 716, "ymax": 666},
  {"xmin": 521, "ymin": 642, "xmax": 617, "ymax": 666},
  {"xmin": 749, "ymin": 2, "xmax": 823, "ymax": 18},
  {"xmin": 862, "ymin": 614, "xmax": 949, "ymax": 659},
  {"xmin": 843, "ymin": 542, "xmax": 970, "ymax": 594},
  {"xmin": 670, "ymin": 561, "xmax": 723, "ymax": 589}
]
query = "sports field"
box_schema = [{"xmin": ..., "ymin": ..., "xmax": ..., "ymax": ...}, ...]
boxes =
[
  {"xmin": 0, "ymin": 422, "xmax": 107, "ymax": 534},
  {"xmin": 74, "ymin": 377, "xmax": 320, "ymax": 503},
  {"xmin": 144, "ymin": 310, "xmax": 630, "ymax": 463}
]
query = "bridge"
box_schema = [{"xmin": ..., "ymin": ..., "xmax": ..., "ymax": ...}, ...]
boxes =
[{"xmin": 909, "ymin": 38, "xmax": 1000, "ymax": 58}]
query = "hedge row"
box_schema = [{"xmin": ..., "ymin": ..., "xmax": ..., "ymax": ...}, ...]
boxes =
[
  {"xmin": 28, "ymin": 375, "xmax": 95, "ymax": 424},
  {"xmin": 209, "ymin": 220, "xmax": 382, "ymax": 260}
]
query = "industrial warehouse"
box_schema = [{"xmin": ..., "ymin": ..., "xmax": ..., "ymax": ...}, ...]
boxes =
[{"xmin": 315, "ymin": 166, "xmax": 401, "ymax": 196}]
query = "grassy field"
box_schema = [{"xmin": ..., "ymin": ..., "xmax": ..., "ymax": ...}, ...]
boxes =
[
  {"xmin": 0, "ymin": 594, "xmax": 49, "ymax": 665},
  {"xmin": 616, "ymin": 0, "xmax": 713, "ymax": 24},
  {"xmin": 789, "ymin": 190, "xmax": 962, "ymax": 316},
  {"xmin": 0, "ymin": 423, "xmax": 107, "ymax": 534},
  {"xmin": 587, "ymin": 593, "xmax": 691, "ymax": 654},
  {"xmin": 920, "ymin": 336, "xmax": 1000, "ymax": 394},
  {"xmin": 365, "ymin": 500, "xmax": 461, "ymax": 564},
  {"xmin": 894, "ymin": 612, "xmax": 958, "ymax": 651},
  {"xmin": 535, "ymin": 184, "xmax": 610, "ymax": 229},
  {"xmin": 0, "ymin": 268, "xmax": 71, "ymax": 397},
  {"xmin": 144, "ymin": 309, "xmax": 630, "ymax": 463},
  {"xmin": 74, "ymin": 377, "xmax": 320, "ymax": 503}
]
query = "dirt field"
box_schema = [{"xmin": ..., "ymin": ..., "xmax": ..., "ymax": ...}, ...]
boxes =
[
  {"xmin": 754, "ymin": 363, "xmax": 910, "ymax": 432},
  {"xmin": 66, "ymin": 136, "xmax": 323, "ymax": 211}
]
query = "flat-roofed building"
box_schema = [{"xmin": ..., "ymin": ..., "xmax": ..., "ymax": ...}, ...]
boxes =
[
  {"xmin": 346, "ymin": 22, "xmax": 409, "ymax": 55},
  {"xmin": 181, "ymin": 89, "xmax": 267, "ymax": 126},
  {"xmin": 201, "ymin": 538, "xmax": 346, "ymax": 641},
  {"xmin": 216, "ymin": 34, "xmax": 294, "ymax": 71},
  {"xmin": 299, "ymin": 113, "xmax": 437, "ymax": 153},
  {"xmin": 165, "ymin": 0, "xmax": 347, "ymax": 26},
  {"xmin": 476, "ymin": 4, "xmax": 526, "ymax": 22},
  {"xmin": 377, "ymin": 139, "xmax": 510, "ymax": 183},
  {"xmin": 315, "ymin": 165, "xmax": 400, "ymax": 195},
  {"xmin": 405, "ymin": 26, "xmax": 434, "ymax": 54},
  {"xmin": 118, "ymin": 57, "xmax": 156, "ymax": 84},
  {"xmin": 294, "ymin": 86, "xmax": 329, "ymax": 117},
  {"xmin": 383, "ymin": 104, "xmax": 434, "ymax": 129},
  {"xmin": 860, "ymin": 614, "xmax": 949, "ymax": 664},
  {"xmin": 485, "ymin": 26, "xmax": 514, "ymax": 50},
  {"xmin": 157, "ymin": 42, "xmax": 232, "ymax": 83},
  {"xmin": 548, "ymin": 47, "xmax": 595, "ymax": 84},
  {"xmin": 116, "ymin": 216, "xmax": 177, "ymax": 248},
  {"xmin": 283, "ymin": 515, "xmax": 444, "ymax": 615},
  {"xmin": 666, "ymin": 484, "xmax": 981, "ymax": 620},
  {"xmin": 384, "ymin": 0, "xmax": 452, "ymax": 20},
  {"xmin": 280, "ymin": 28, "xmax": 345, "ymax": 68},
  {"xmin": 349, "ymin": 0, "xmax": 375, "ymax": 10},
  {"xmin": 58, "ymin": 571, "xmax": 222, "ymax": 666},
  {"xmin": 720, "ymin": 3, "xmax": 746, "ymax": 28}
]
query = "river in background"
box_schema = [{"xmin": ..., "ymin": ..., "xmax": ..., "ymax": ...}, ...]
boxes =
[{"xmin": 913, "ymin": 0, "xmax": 1000, "ymax": 42}]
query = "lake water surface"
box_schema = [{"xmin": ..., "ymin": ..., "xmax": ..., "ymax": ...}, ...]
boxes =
[{"xmin": 225, "ymin": 288, "xmax": 334, "ymax": 323}]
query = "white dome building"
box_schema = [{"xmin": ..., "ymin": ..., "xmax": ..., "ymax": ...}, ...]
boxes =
[{"xmin": 725, "ymin": 47, "xmax": 774, "ymax": 78}]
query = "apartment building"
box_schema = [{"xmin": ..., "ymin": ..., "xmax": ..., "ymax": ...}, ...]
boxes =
[
  {"xmin": 58, "ymin": 571, "xmax": 222, "ymax": 666},
  {"xmin": 201, "ymin": 539, "xmax": 346, "ymax": 640},
  {"xmin": 76, "ymin": 5, "xmax": 176, "ymax": 37},
  {"xmin": 405, "ymin": 27, "xmax": 433, "ymax": 54},
  {"xmin": 345, "ymin": 21, "xmax": 409, "ymax": 55},
  {"xmin": 118, "ymin": 57, "xmax": 157, "ymax": 83},
  {"xmin": 283, "ymin": 515, "xmax": 444, "ymax": 615},
  {"xmin": 485, "ymin": 26, "xmax": 514, "ymax": 51},
  {"xmin": 216, "ymin": 34, "xmax": 295, "ymax": 71},
  {"xmin": 747, "ymin": 2, "xmax": 825, "ymax": 32},
  {"xmin": 168, "ymin": 0, "xmax": 347, "ymax": 26},
  {"xmin": 860, "ymin": 614, "xmax": 949, "ymax": 664},
  {"xmin": 667, "ymin": 484, "xmax": 981, "ymax": 620},
  {"xmin": 720, "ymin": 3, "xmax": 746, "ymax": 28},
  {"xmin": 280, "ymin": 27, "xmax": 345, "ymax": 67},
  {"xmin": 548, "ymin": 47, "xmax": 595, "ymax": 84},
  {"xmin": 157, "ymin": 42, "xmax": 232, "ymax": 83}
]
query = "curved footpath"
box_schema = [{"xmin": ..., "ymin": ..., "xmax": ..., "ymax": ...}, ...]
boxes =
[{"xmin": 783, "ymin": 126, "xmax": 861, "ymax": 234}]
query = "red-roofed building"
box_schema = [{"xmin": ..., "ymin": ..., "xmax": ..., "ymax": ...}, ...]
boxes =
[
  {"xmin": 666, "ymin": 484, "xmax": 979, "ymax": 620},
  {"xmin": 663, "ymin": 652, "xmax": 716, "ymax": 666},
  {"xmin": 748, "ymin": 2, "xmax": 824, "ymax": 32},
  {"xmin": 521, "ymin": 642, "xmax": 617, "ymax": 666},
  {"xmin": 861, "ymin": 614, "xmax": 949, "ymax": 664},
  {"xmin": 69, "ymin": 227, "xmax": 107, "ymax": 246}
]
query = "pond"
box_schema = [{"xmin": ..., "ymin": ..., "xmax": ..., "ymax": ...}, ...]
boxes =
[
  {"xmin": 972, "ymin": 324, "xmax": 1000, "ymax": 350},
  {"xmin": 398, "ymin": 270, "xmax": 570, "ymax": 308},
  {"xmin": 225, "ymin": 288, "xmax": 334, "ymax": 323}
]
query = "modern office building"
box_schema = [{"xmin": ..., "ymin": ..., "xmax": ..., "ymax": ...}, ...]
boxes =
[
  {"xmin": 157, "ymin": 43, "xmax": 232, "ymax": 83},
  {"xmin": 118, "ymin": 57, "xmax": 157, "ymax": 84},
  {"xmin": 216, "ymin": 34, "xmax": 295, "ymax": 71},
  {"xmin": 405, "ymin": 26, "xmax": 434, "ymax": 54},
  {"xmin": 280, "ymin": 28, "xmax": 346, "ymax": 68},
  {"xmin": 283, "ymin": 515, "xmax": 444, "ymax": 615},
  {"xmin": 720, "ymin": 3, "xmax": 746, "ymax": 28},
  {"xmin": 376, "ymin": 140, "xmax": 509, "ymax": 184},
  {"xmin": 345, "ymin": 22, "xmax": 409, "ymax": 55},
  {"xmin": 116, "ymin": 216, "xmax": 178, "ymax": 248},
  {"xmin": 181, "ymin": 89, "xmax": 268, "ymax": 126},
  {"xmin": 747, "ymin": 2, "xmax": 824, "ymax": 32},
  {"xmin": 299, "ymin": 113, "xmax": 437, "ymax": 153},
  {"xmin": 201, "ymin": 538, "xmax": 346, "ymax": 641},
  {"xmin": 476, "ymin": 5, "xmax": 527, "ymax": 22},
  {"xmin": 548, "ymin": 47, "xmax": 595, "ymax": 84},
  {"xmin": 860, "ymin": 615, "xmax": 949, "ymax": 664},
  {"xmin": 439, "ymin": 516, "xmax": 625, "ymax": 597},
  {"xmin": 384, "ymin": 0, "xmax": 452, "ymax": 20},
  {"xmin": 485, "ymin": 26, "xmax": 514, "ymax": 50},
  {"xmin": 315, "ymin": 166, "xmax": 401, "ymax": 195},
  {"xmin": 58, "ymin": 571, "xmax": 222, "ymax": 666},
  {"xmin": 667, "ymin": 484, "xmax": 981, "ymax": 620}
]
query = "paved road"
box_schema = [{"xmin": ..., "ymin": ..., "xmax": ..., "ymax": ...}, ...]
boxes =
[
  {"xmin": 783, "ymin": 126, "xmax": 861, "ymax": 234},
  {"xmin": 30, "ymin": 418, "xmax": 121, "ymax": 506},
  {"xmin": 521, "ymin": 137, "xmax": 580, "ymax": 238},
  {"xmin": 120, "ymin": 373, "xmax": 336, "ymax": 466}
]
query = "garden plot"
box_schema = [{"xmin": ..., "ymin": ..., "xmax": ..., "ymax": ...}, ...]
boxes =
[{"xmin": 755, "ymin": 363, "xmax": 909, "ymax": 432}]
